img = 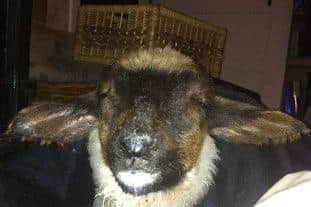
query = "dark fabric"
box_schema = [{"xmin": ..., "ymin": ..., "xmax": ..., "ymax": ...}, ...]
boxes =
[
  {"xmin": 1, "ymin": 135, "xmax": 311, "ymax": 207},
  {"xmin": 0, "ymin": 140, "xmax": 94, "ymax": 207},
  {"xmin": 199, "ymin": 135, "xmax": 311, "ymax": 207}
]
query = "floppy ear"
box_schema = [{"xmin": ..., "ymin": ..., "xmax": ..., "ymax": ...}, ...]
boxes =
[
  {"xmin": 207, "ymin": 96, "xmax": 311, "ymax": 145},
  {"xmin": 6, "ymin": 99, "xmax": 98, "ymax": 146}
]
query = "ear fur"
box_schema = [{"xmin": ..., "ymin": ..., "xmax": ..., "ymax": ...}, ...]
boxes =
[
  {"xmin": 6, "ymin": 99, "xmax": 98, "ymax": 145},
  {"xmin": 207, "ymin": 96, "xmax": 311, "ymax": 145}
]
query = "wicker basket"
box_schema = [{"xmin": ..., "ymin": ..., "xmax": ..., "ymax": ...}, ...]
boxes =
[{"xmin": 74, "ymin": 5, "xmax": 227, "ymax": 78}]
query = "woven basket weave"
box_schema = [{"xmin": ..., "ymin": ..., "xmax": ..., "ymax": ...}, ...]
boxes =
[{"xmin": 74, "ymin": 5, "xmax": 227, "ymax": 78}]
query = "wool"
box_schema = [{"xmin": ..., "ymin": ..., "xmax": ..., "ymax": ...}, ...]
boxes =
[{"xmin": 118, "ymin": 46, "xmax": 196, "ymax": 74}]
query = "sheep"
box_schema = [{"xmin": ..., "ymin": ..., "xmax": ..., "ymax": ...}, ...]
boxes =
[{"xmin": 6, "ymin": 47, "xmax": 311, "ymax": 207}]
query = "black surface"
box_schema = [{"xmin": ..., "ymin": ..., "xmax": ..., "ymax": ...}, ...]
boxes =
[
  {"xmin": 0, "ymin": 140, "xmax": 94, "ymax": 207},
  {"xmin": 1, "ymin": 135, "xmax": 311, "ymax": 207},
  {"xmin": 0, "ymin": 0, "xmax": 33, "ymax": 130},
  {"xmin": 213, "ymin": 78, "xmax": 263, "ymax": 107},
  {"xmin": 81, "ymin": 0, "xmax": 138, "ymax": 5},
  {"xmin": 201, "ymin": 135, "xmax": 311, "ymax": 207}
]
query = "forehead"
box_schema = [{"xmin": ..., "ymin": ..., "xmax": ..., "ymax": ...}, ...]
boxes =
[{"xmin": 113, "ymin": 70, "xmax": 197, "ymax": 105}]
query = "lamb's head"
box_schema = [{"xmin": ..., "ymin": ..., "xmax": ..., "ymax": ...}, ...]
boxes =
[
  {"xmin": 97, "ymin": 49, "xmax": 213, "ymax": 195},
  {"xmin": 6, "ymin": 47, "xmax": 310, "ymax": 203}
]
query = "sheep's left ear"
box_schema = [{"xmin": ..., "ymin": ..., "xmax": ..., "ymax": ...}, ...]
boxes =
[{"xmin": 207, "ymin": 96, "xmax": 311, "ymax": 145}]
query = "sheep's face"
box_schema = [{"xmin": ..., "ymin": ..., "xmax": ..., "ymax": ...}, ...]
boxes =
[{"xmin": 98, "ymin": 70, "xmax": 213, "ymax": 195}]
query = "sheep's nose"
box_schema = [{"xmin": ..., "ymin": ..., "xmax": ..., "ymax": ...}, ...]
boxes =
[{"xmin": 120, "ymin": 134, "xmax": 153, "ymax": 157}]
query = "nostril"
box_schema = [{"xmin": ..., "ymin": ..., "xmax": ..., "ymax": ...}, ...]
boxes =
[{"xmin": 119, "ymin": 138, "xmax": 127, "ymax": 149}]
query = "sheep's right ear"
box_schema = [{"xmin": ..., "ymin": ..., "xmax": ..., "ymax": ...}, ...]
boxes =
[{"xmin": 6, "ymin": 99, "xmax": 98, "ymax": 145}]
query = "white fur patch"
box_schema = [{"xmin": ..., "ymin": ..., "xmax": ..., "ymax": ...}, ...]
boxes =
[
  {"xmin": 88, "ymin": 128, "xmax": 219, "ymax": 207},
  {"xmin": 118, "ymin": 46, "xmax": 196, "ymax": 74},
  {"xmin": 117, "ymin": 170, "xmax": 159, "ymax": 189}
]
